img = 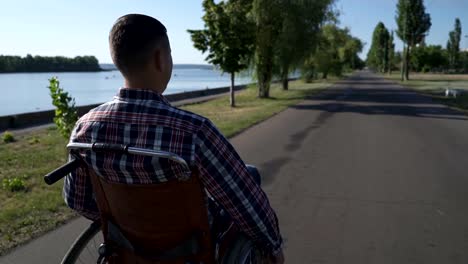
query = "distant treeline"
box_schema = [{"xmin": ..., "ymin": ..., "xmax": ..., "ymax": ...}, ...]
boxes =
[{"xmin": 0, "ymin": 55, "xmax": 101, "ymax": 73}]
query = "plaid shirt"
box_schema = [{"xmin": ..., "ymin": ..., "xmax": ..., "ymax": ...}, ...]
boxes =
[{"xmin": 64, "ymin": 88, "xmax": 282, "ymax": 254}]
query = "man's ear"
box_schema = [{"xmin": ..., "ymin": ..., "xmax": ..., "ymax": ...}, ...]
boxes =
[{"xmin": 153, "ymin": 49, "xmax": 163, "ymax": 72}]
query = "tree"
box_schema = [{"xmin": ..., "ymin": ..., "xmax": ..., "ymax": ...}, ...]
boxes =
[
  {"xmin": 188, "ymin": 0, "xmax": 255, "ymax": 107},
  {"xmin": 303, "ymin": 24, "xmax": 362, "ymax": 80},
  {"xmin": 395, "ymin": 0, "xmax": 431, "ymax": 81},
  {"xmin": 410, "ymin": 45, "xmax": 448, "ymax": 72},
  {"xmin": 48, "ymin": 77, "xmax": 78, "ymax": 139},
  {"xmin": 273, "ymin": 0, "xmax": 334, "ymax": 90},
  {"xmin": 447, "ymin": 18, "xmax": 462, "ymax": 71},
  {"xmin": 367, "ymin": 22, "xmax": 390, "ymax": 73},
  {"xmin": 252, "ymin": 0, "xmax": 282, "ymax": 98},
  {"xmin": 339, "ymin": 32, "xmax": 364, "ymax": 71}
]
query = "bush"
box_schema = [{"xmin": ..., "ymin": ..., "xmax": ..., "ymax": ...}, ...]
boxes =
[
  {"xmin": 2, "ymin": 131, "xmax": 15, "ymax": 143},
  {"xmin": 2, "ymin": 177, "xmax": 26, "ymax": 192},
  {"xmin": 28, "ymin": 136, "xmax": 40, "ymax": 145},
  {"xmin": 422, "ymin": 65, "xmax": 431, "ymax": 73},
  {"xmin": 48, "ymin": 77, "xmax": 78, "ymax": 139}
]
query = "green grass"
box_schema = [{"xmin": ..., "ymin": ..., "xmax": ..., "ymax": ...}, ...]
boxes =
[
  {"xmin": 182, "ymin": 80, "xmax": 332, "ymax": 137},
  {"xmin": 0, "ymin": 127, "xmax": 75, "ymax": 255},
  {"xmin": 0, "ymin": 79, "xmax": 333, "ymax": 255},
  {"xmin": 385, "ymin": 72, "xmax": 468, "ymax": 111}
]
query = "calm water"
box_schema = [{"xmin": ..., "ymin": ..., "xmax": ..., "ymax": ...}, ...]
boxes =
[{"xmin": 0, "ymin": 67, "xmax": 252, "ymax": 116}]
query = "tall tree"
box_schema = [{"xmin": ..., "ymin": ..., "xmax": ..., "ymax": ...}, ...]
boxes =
[
  {"xmin": 447, "ymin": 18, "xmax": 462, "ymax": 70},
  {"xmin": 252, "ymin": 0, "xmax": 282, "ymax": 98},
  {"xmin": 367, "ymin": 22, "xmax": 390, "ymax": 73},
  {"xmin": 340, "ymin": 36, "xmax": 364, "ymax": 71},
  {"xmin": 188, "ymin": 0, "xmax": 255, "ymax": 107},
  {"xmin": 274, "ymin": 0, "xmax": 333, "ymax": 90},
  {"xmin": 305, "ymin": 24, "xmax": 361, "ymax": 79},
  {"xmin": 395, "ymin": 0, "xmax": 432, "ymax": 81}
]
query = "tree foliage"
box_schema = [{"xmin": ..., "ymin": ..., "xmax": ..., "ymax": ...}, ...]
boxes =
[
  {"xmin": 188, "ymin": 0, "xmax": 255, "ymax": 107},
  {"xmin": 447, "ymin": 18, "xmax": 462, "ymax": 70},
  {"xmin": 410, "ymin": 45, "xmax": 448, "ymax": 72},
  {"xmin": 252, "ymin": 0, "xmax": 282, "ymax": 98},
  {"xmin": 395, "ymin": 0, "xmax": 431, "ymax": 80},
  {"xmin": 0, "ymin": 55, "xmax": 100, "ymax": 73},
  {"xmin": 367, "ymin": 22, "xmax": 391, "ymax": 73},
  {"xmin": 48, "ymin": 77, "xmax": 78, "ymax": 139},
  {"xmin": 273, "ymin": 0, "xmax": 334, "ymax": 90},
  {"xmin": 303, "ymin": 24, "xmax": 363, "ymax": 81}
]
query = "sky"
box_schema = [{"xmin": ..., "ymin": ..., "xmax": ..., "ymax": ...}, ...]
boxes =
[{"xmin": 0, "ymin": 0, "xmax": 467, "ymax": 64}]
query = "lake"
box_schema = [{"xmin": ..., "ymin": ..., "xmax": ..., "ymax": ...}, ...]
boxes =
[{"xmin": 0, "ymin": 66, "xmax": 252, "ymax": 116}]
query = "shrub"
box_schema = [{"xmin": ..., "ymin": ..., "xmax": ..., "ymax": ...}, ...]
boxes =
[
  {"xmin": 2, "ymin": 177, "xmax": 26, "ymax": 192},
  {"xmin": 48, "ymin": 77, "xmax": 78, "ymax": 139},
  {"xmin": 2, "ymin": 131, "xmax": 15, "ymax": 143},
  {"xmin": 28, "ymin": 136, "xmax": 40, "ymax": 145}
]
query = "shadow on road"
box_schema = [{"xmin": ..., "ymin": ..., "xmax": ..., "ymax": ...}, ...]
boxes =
[
  {"xmin": 292, "ymin": 102, "xmax": 467, "ymax": 121},
  {"xmin": 300, "ymin": 75, "xmax": 468, "ymax": 121}
]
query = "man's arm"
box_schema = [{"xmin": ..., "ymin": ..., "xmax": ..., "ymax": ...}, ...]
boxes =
[
  {"xmin": 194, "ymin": 119, "xmax": 283, "ymax": 255},
  {"xmin": 63, "ymin": 124, "xmax": 100, "ymax": 221},
  {"xmin": 63, "ymin": 163, "xmax": 100, "ymax": 221}
]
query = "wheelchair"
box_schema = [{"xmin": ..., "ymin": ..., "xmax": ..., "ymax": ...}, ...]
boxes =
[{"xmin": 44, "ymin": 142, "xmax": 263, "ymax": 264}]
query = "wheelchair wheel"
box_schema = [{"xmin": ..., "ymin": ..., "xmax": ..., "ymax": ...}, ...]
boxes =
[
  {"xmin": 221, "ymin": 234, "xmax": 263, "ymax": 264},
  {"xmin": 61, "ymin": 221, "xmax": 103, "ymax": 264}
]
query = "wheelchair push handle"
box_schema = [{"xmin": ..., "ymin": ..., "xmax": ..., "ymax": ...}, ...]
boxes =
[
  {"xmin": 67, "ymin": 142, "xmax": 192, "ymax": 175},
  {"xmin": 44, "ymin": 158, "xmax": 82, "ymax": 185},
  {"xmin": 44, "ymin": 142, "xmax": 194, "ymax": 185}
]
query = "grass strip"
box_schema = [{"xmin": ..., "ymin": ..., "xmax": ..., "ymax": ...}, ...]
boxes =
[{"xmin": 385, "ymin": 73, "xmax": 468, "ymax": 111}]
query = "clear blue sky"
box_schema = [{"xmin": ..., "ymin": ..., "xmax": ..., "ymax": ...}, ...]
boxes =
[{"xmin": 0, "ymin": 0, "xmax": 467, "ymax": 64}]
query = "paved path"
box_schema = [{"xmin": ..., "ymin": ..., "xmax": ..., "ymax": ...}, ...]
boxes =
[{"xmin": 3, "ymin": 71, "xmax": 468, "ymax": 263}]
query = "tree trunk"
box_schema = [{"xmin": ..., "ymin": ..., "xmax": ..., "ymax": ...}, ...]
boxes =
[
  {"xmin": 400, "ymin": 44, "xmax": 405, "ymax": 81},
  {"xmin": 404, "ymin": 45, "xmax": 410, "ymax": 81},
  {"xmin": 230, "ymin": 72, "xmax": 235, "ymax": 107},
  {"xmin": 258, "ymin": 80, "xmax": 270, "ymax": 98},
  {"xmin": 281, "ymin": 65, "xmax": 289, "ymax": 90},
  {"xmin": 257, "ymin": 64, "xmax": 271, "ymax": 98},
  {"xmin": 322, "ymin": 71, "xmax": 328, "ymax": 79}
]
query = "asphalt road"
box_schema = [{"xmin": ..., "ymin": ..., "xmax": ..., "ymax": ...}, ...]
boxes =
[{"xmin": 2, "ymin": 71, "xmax": 468, "ymax": 263}]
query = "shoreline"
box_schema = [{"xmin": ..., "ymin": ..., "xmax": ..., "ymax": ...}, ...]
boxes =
[
  {"xmin": 0, "ymin": 78, "xmax": 298, "ymax": 132},
  {"xmin": 0, "ymin": 83, "xmax": 250, "ymax": 132},
  {"xmin": 0, "ymin": 69, "xmax": 110, "ymax": 74}
]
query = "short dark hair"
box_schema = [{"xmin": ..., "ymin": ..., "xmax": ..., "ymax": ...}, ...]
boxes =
[{"xmin": 109, "ymin": 14, "xmax": 168, "ymax": 76}]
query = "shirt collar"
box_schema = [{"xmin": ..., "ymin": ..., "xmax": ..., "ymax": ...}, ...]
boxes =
[{"xmin": 116, "ymin": 88, "xmax": 171, "ymax": 106}]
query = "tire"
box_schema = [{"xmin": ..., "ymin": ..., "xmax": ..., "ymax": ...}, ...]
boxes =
[
  {"xmin": 61, "ymin": 221, "xmax": 102, "ymax": 264},
  {"xmin": 221, "ymin": 235, "xmax": 262, "ymax": 264}
]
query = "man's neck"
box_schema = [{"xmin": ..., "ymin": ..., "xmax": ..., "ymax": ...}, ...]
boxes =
[{"xmin": 124, "ymin": 78, "xmax": 165, "ymax": 94}]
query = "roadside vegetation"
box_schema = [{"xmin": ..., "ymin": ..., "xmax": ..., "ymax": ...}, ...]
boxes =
[
  {"xmin": 0, "ymin": 79, "xmax": 336, "ymax": 255},
  {"xmin": 189, "ymin": 0, "xmax": 364, "ymax": 101},
  {"xmin": 367, "ymin": 0, "xmax": 468, "ymax": 80},
  {"xmin": 386, "ymin": 73, "xmax": 468, "ymax": 111},
  {"xmin": 366, "ymin": 0, "xmax": 468, "ymax": 111}
]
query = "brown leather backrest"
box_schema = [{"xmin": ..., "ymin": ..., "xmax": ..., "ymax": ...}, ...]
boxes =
[{"xmin": 86, "ymin": 167, "xmax": 214, "ymax": 264}]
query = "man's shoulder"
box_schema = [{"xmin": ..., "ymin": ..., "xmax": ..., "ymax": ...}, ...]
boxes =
[{"xmin": 75, "ymin": 98, "xmax": 210, "ymax": 133}]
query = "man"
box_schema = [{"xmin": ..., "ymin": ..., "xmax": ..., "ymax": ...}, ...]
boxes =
[{"xmin": 64, "ymin": 14, "xmax": 284, "ymax": 263}]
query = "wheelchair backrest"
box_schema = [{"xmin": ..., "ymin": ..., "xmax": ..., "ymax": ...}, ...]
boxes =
[{"xmin": 68, "ymin": 143, "xmax": 214, "ymax": 263}]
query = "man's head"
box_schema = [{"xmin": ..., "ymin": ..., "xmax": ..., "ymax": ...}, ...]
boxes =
[{"xmin": 109, "ymin": 14, "xmax": 172, "ymax": 92}]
